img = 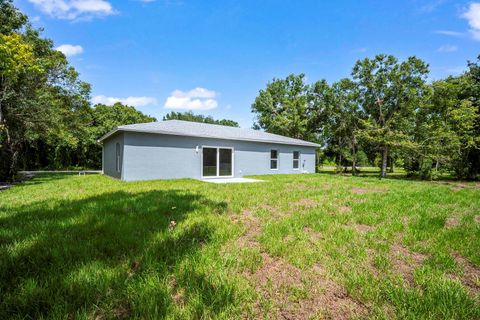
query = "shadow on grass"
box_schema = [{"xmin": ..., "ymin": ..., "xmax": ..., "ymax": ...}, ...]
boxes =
[{"xmin": 0, "ymin": 189, "xmax": 230, "ymax": 318}]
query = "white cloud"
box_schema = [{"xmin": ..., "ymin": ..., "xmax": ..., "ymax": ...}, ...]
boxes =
[
  {"xmin": 164, "ymin": 87, "xmax": 218, "ymax": 110},
  {"xmin": 434, "ymin": 30, "xmax": 464, "ymax": 37},
  {"xmin": 462, "ymin": 2, "xmax": 480, "ymax": 41},
  {"xmin": 28, "ymin": 0, "xmax": 115, "ymax": 20},
  {"xmin": 171, "ymin": 87, "xmax": 217, "ymax": 99},
  {"xmin": 437, "ymin": 44, "xmax": 457, "ymax": 52},
  {"xmin": 92, "ymin": 95, "xmax": 157, "ymax": 107},
  {"xmin": 419, "ymin": 0, "xmax": 446, "ymax": 13},
  {"xmin": 55, "ymin": 44, "xmax": 83, "ymax": 56}
]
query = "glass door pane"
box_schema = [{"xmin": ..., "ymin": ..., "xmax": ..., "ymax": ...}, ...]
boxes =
[
  {"xmin": 219, "ymin": 148, "xmax": 232, "ymax": 176},
  {"xmin": 203, "ymin": 148, "xmax": 217, "ymax": 177}
]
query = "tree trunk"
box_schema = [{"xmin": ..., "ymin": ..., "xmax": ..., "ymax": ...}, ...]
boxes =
[
  {"xmin": 337, "ymin": 153, "xmax": 343, "ymax": 174},
  {"xmin": 389, "ymin": 156, "xmax": 394, "ymax": 173},
  {"xmin": 381, "ymin": 145, "xmax": 388, "ymax": 178},
  {"xmin": 352, "ymin": 136, "xmax": 357, "ymax": 176},
  {"xmin": 8, "ymin": 149, "xmax": 19, "ymax": 181}
]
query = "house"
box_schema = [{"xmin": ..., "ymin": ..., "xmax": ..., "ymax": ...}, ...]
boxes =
[{"xmin": 97, "ymin": 120, "xmax": 320, "ymax": 181}]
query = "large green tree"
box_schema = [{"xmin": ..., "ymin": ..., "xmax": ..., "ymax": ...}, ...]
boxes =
[
  {"xmin": 402, "ymin": 56, "xmax": 480, "ymax": 180},
  {"xmin": 352, "ymin": 54, "xmax": 429, "ymax": 178},
  {"xmin": 326, "ymin": 78, "xmax": 364, "ymax": 174},
  {"xmin": 0, "ymin": 0, "xmax": 91, "ymax": 180},
  {"xmin": 456, "ymin": 56, "xmax": 480, "ymax": 179},
  {"xmin": 251, "ymin": 74, "xmax": 318, "ymax": 140}
]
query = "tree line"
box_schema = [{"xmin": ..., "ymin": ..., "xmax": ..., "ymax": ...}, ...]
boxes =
[
  {"xmin": 0, "ymin": 0, "xmax": 157, "ymax": 181},
  {"xmin": 163, "ymin": 111, "xmax": 239, "ymax": 127},
  {"xmin": 252, "ymin": 55, "xmax": 480, "ymax": 180},
  {"xmin": 1, "ymin": 0, "xmax": 478, "ymax": 181}
]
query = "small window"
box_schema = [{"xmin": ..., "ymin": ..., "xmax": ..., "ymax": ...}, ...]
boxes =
[
  {"xmin": 270, "ymin": 150, "xmax": 278, "ymax": 170},
  {"xmin": 116, "ymin": 143, "xmax": 121, "ymax": 173},
  {"xmin": 293, "ymin": 151, "xmax": 300, "ymax": 169}
]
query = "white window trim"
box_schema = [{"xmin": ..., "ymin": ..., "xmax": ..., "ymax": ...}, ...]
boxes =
[
  {"xmin": 270, "ymin": 149, "xmax": 279, "ymax": 170},
  {"xmin": 293, "ymin": 151, "xmax": 300, "ymax": 170},
  {"xmin": 201, "ymin": 146, "xmax": 235, "ymax": 179}
]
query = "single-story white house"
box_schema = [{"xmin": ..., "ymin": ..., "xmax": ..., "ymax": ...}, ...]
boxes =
[{"xmin": 98, "ymin": 120, "xmax": 320, "ymax": 181}]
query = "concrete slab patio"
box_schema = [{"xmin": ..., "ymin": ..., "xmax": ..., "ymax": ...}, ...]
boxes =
[{"xmin": 200, "ymin": 177, "xmax": 264, "ymax": 184}]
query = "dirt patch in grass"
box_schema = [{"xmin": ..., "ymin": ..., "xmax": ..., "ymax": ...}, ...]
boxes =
[
  {"xmin": 249, "ymin": 254, "xmax": 368, "ymax": 319},
  {"xmin": 233, "ymin": 210, "xmax": 262, "ymax": 248},
  {"xmin": 353, "ymin": 224, "xmax": 374, "ymax": 233},
  {"xmin": 168, "ymin": 276, "xmax": 186, "ymax": 306},
  {"xmin": 112, "ymin": 304, "xmax": 131, "ymax": 319},
  {"xmin": 257, "ymin": 204, "xmax": 287, "ymax": 219},
  {"xmin": 234, "ymin": 210, "xmax": 367, "ymax": 319},
  {"xmin": 474, "ymin": 215, "xmax": 480, "ymax": 223},
  {"xmin": 451, "ymin": 253, "xmax": 480, "ymax": 295},
  {"xmin": 390, "ymin": 244, "xmax": 427, "ymax": 286},
  {"xmin": 351, "ymin": 187, "xmax": 387, "ymax": 195},
  {"xmin": 294, "ymin": 198, "xmax": 318, "ymax": 208},
  {"xmin": 338, "ymin": 205, "xmax": 352, "ymax": 214},
  {"xmin": 304, "ymin": 227, "xmax": 324, "ymax": 242},
  {"xmin": 435, "ymin": 181, "xmax": 471, "ymax": 191},
  {"xmin": 445, "ymin": 217, "xmax": 460, "ymax": 229}
]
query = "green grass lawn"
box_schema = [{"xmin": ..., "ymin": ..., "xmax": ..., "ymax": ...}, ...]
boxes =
[{"xmin": 0, "ymin": 173, "xmax": 479, "ymax": 319}]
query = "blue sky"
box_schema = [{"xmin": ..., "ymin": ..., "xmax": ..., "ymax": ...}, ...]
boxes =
[{"xmin": 15, "ymin": 0, "xmax": 480, "ymax": 127}]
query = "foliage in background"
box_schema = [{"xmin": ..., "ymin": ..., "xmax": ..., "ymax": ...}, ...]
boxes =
[
  {"xmin": 163, "ymin": 111, "xmax": 239, "ymax": 127},
  {"xmin": 352, "ymin": 55, "xmax": 429, "ymax": 178},
  {"xmin": 251, "ymin": 74, "xmax": 321, "ymax": 141},
  {"xmin": 0, "ymin": 0, "xmax": 91, "ymax": 180},
  {"xmin": 252, "ymin": 55, "xmax": 480, "ymax": 180},
  {"xmin": 22, "ymin": 103, "xmax": 157, "ymax": 171},
  {"xmin": 0, "ymin": 0, "xmax": 159, "ymax": 180},
  {"xmin": 325, "ymin": 78, "xmax": 363, "ymax": 174}
]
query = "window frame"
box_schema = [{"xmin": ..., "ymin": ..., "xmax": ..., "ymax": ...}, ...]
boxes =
[
  {"xmin": 270, "ymin": 149, "xmax": 279, "ymax": 170},
  {"xmin": 293, "ymin": 151, "xmax": 300, "ymax": 170},
  {"xmin": 201, "ymin": 146, "xmax": 235, "ymax": 178}
]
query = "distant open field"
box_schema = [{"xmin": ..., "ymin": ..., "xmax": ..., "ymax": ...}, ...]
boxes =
[{"xmin": 0, "ymin": 173, "xmax": 479, "ymax": 319}]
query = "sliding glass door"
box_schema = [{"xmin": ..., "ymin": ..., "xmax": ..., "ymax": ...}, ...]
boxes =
[
  {"xmin": 219, "ymin": 148, "xmax": 233, "ymax": 176},
  {"xmin": 202, "ymin": 147, "xmax": 217, "ymax": 177},
  {"xmin": 202, "ymin": 147, "xmax": 233, "ymax": 177}
]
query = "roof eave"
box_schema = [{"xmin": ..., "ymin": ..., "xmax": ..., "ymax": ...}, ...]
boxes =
[{"xmin": 97, "ymin": 128, "xmax": 119, "ymax": 143}]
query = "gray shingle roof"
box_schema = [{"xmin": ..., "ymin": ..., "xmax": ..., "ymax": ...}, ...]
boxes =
[{"xmin": 98, "ymin": 120, "xmax": 319, "ymax": 147}]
